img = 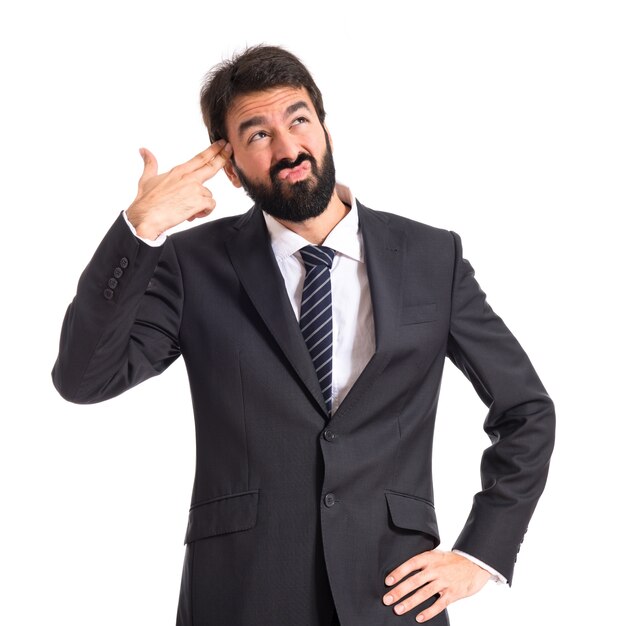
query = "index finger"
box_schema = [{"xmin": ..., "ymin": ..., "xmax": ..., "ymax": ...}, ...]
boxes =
[
  {"xmin": 176, "ymin": 140, "xmax": 228, "ymax": 176},
  {"xmin": 385, "ymin": 552, "xmax": 430, "ymax": 586},
  {"xmin": 190, "ymin": 143, "xmax": 233, "ymax": 183}
]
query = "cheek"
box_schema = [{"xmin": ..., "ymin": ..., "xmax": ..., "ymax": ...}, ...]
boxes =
[
  {"xmin": 299, "ymin": 124, "xmax": 327, "ymax": 149},
  {"xmin": 306, "ymin": 137, "xmax": 329, "ymax": 163},
  {"xmin": 234, "ymin": 154, "xmax": 272, "ymax": 184}
]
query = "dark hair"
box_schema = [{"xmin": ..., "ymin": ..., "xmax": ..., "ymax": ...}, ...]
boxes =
[{"xmin": 200, "ymin": 44, "xmax": 326, "ymax": 143}]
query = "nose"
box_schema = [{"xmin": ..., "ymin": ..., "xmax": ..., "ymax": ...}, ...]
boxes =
[{"xmin": 271, "ymin": 129, "xmax": 302, "ymax": 165}]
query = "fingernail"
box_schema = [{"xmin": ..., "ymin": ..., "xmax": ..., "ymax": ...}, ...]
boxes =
[
  {"xmin": 383, "ymin": 595, "xmax": 393, "ymax": 605},
  {"xmin": 395, "ymin": 604, "xmax": 405, "ymax": 614},
  {"xmin": 417, "ymin": 615, "xmax": 425, "ymax": 622},
  {"xmin": 385, "ymin": 576, "xmax": 394, "ymax": 585},
  {"xmin": 224, "ymin": 143, "xmax": 232, "ymax": 153}
]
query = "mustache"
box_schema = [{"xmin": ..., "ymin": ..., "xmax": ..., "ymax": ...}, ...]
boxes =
[{"xmin": 270, "ymin": 153, "xmax": 315, "ymax": 181}]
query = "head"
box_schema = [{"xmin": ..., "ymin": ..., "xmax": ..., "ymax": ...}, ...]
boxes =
[{"xmin": 199, "ymin": 45, "xmax": 336, "ymax": 222}]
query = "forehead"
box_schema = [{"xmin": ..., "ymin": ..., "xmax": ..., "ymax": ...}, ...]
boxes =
[{"xmin": 225, "ymin": 86, "xmax": 315, "ymax": 133}]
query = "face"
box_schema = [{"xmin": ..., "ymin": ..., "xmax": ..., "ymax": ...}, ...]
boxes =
[{"xmin": 223, "ymin": 86, "xmax": 336, "ymax": 222}]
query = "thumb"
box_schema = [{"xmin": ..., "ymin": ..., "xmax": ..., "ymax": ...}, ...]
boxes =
[{"xmin": 138, "ymin": 147, "xmax": 158, "ymax": 182}]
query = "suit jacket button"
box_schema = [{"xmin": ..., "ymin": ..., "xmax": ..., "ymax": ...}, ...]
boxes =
[
  {"xmin": 103, "ymin": 288, "xmax": 114, "ymax": 300},
  {"xmin": 323, "ymin": 429, "xmax": 336, "ymax": 441},
  {"xmin": 119, "ymin": 257, "xmax": 129, "ymax": 269},
  {"xmin": 113, "ymin": 267, "xmax": 123, "ymax": 279},
  {"xmin": 324, "ymin": 493, "xmax": 336, "ymax": 507},
  {"xmin": 108, "ymin": 277, "xmax": 118, "ymax": 289}
]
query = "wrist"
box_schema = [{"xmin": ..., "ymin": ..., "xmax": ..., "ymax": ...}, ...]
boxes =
[
  {"xmin": 134, "ymin": 223, "xmax": 163, "ymax": 241},
  {"xmin": 126, "ymin": 204, "xmax": 163, "ymax": 241}
]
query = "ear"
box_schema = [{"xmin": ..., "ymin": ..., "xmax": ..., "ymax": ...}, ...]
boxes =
[
  {"xmin": 323, "ymin": 123, "xmax": 334, "ymax": 152},
  {"xmin": 224, "ymin": 159, "xmax": 243, "ymax": 189}
]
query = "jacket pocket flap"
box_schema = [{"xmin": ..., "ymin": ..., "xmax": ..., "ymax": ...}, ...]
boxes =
[
  {"xmin": 184, "ymin": 489, "xmax": 259, "ymax": 544},
  {"xmin": 401, "ymin": 303, "xmax": 438, "ymax": 325},
  {"xmin": 385, "ymin": 491, "xmax": 440, "ymax": 544}
]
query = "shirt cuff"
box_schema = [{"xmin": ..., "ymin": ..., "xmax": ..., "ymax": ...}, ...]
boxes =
[
  {"xmin": 452, "ymin": 550, "xmax": 508, "ymax": 585},
  {"xmin": 122, "ymin": 210, "xmax": 167, "ymax": 247}
]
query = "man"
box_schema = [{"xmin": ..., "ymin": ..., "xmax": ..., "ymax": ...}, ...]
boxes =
[{"xmin": 52, "ymin": 45, "xmax": 556, "ymax": 625}]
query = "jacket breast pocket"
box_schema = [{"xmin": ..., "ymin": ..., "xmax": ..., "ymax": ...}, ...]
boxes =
[
  {"xmin": 184, "ymin": 489, "xmax": 259, "ymax": 544},
  {"xmin": 400, "ymin": 302, "xmax": 438, "ymax": 325},
  {"xmin": 385, "ymin": 490, "xmax": 440, "ymax": 546}
]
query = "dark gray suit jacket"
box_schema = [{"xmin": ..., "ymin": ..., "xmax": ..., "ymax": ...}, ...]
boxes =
[{"xmin": 52, "ymin": 200, "xmax": 556, "ymax": 625}]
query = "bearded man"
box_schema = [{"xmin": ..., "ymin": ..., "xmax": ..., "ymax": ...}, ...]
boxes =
[{"xmin": 52, "ymin": 44, "xmax": 555, "ymax": 626}]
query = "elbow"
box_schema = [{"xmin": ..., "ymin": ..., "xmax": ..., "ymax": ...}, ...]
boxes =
[
  {"xmin": 516, "ymin": 392, "xmax": 556, "ymax": 458},
  {"xmin": 51, "ymin": 361, "xmax": 94, "ymax": 405},
  {"xmin": 534, "ymin": 391, "xmax": 556, "ymax": 443},
  {"xmin": 488, "ymin": 391, "xmax": 556, "ymax": 453}
]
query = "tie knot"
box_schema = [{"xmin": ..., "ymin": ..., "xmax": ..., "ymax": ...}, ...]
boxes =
[{"xmin": 300, "ymin": 245, "xmax": 335, "ymax": 270}]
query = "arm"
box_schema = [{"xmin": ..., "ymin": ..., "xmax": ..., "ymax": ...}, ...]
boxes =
[
  {"xmin": 52, "ymin": 141, "xmax": 232, "ymax": 403},
  {"xmin": 446, "ymin": 228, "xmax": 556, "ymax": 581},
  {"xmin": 381, "ymin": 230, "xmax": 555, "ymax": 621},
  {"xmin": 51, "ymin": 213, "xmax": 183, "ymax": 403}
]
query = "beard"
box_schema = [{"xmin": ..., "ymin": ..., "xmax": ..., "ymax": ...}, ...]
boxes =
[{"xmin": 232, "ymin": 131, "xmax": 336, "ymax": 223}]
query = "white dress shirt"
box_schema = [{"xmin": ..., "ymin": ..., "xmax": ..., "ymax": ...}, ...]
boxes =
[
  {"xmin": 261, "ymin": 183, "xmax": 375, "ymax": 416},
  {"xmin": 123, "ymin": 182, "xmax": 506, "ymax": 584}
]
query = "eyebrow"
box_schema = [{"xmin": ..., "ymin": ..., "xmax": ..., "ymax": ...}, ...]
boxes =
[{"xmin": 237, "ymin": 100, "xmax": 312, "ymax": 140}]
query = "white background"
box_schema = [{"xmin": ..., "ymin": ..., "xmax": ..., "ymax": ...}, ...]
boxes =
[{"xmin": 1, "ymin": 1, "xmax": 624, "ymax": 624}]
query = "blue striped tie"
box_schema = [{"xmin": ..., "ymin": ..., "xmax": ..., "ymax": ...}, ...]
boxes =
[{"xmin": 299, "ymin": 245, "xmax": 336, "ymax": 416}]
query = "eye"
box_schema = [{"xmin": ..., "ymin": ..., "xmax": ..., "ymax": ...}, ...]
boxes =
[
  {"xmin": 249, "ymin": 130, "xmax": 269, "ymax": 143},
  {"xmin": 291, "ymin": 116, "xmax": 309, "ymax": 127}
]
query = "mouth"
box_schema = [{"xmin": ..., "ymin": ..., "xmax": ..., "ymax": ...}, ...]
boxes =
[{"xmin": 276, "ymin": 160, "xmax": 312, "ymax": 183}]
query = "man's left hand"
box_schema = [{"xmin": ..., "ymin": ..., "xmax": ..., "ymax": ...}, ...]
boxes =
[{"xmin": 382, "ymin": 549, "xmax": 491, "ymax": 622}]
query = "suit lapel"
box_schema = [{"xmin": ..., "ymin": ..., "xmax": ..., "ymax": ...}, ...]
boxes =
[
  {"xmin": 225, "ymin": 200, "xmax": 404, "ymax": 423},
  {"xmin": 329, "ymin": 200, "xmax": 404, "ymax": 421},
  {"xmin": 225, "ymin": 206, "xmax": 328, "ymax": 416}
]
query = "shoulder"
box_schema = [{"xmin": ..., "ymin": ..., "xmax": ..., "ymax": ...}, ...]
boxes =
[
  {"xmin": 167, "ymin": 206, "xmax": 254, "ymax": 249},
  {"xmin": 356, "ymin": 198, "xmax": 453, "ymax": 246}
]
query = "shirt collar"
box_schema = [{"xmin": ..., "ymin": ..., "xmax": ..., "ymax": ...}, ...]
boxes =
[{"xmin": 261, "ymin": 181, "xmax": 363, "ymax": 263}]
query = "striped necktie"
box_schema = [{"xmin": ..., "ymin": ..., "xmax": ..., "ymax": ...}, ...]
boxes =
[{"xmin": 299, "ymin": 245, "xmax": 336, "ymax": 416}]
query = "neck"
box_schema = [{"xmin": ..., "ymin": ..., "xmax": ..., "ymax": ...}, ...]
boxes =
[{"xmin": 273, "ymin": 190, "xmax": 349, "ymax": 245}]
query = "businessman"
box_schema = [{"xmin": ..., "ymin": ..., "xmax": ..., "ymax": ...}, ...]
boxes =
[{"xmin": 52, "ymin": 45, "xmax": 556, "ymax": 625}]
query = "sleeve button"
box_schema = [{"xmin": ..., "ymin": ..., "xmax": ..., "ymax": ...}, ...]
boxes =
[
  {"xmin": 108, "ymin": 277, "xmax": 118, "ymax": 289},
  {"xmin": 103, "ymin": 288, "xmax": 114, "ymax": 300},
  {"xmin": 119, "ymin": 257, "xmax": 129, "ymax": 269},
  {"xmin": 113, "ymin": 267, "xmax": 123, "ymax": 279}
]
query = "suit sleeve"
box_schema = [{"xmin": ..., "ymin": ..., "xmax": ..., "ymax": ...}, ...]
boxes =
[
  {"xmin": 51, "ymin": 211, "xmax": 184, "ymax": 404},
  {"xmin": 446, "ymin": 230, "xmax": 556, "ymax": 585}
]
